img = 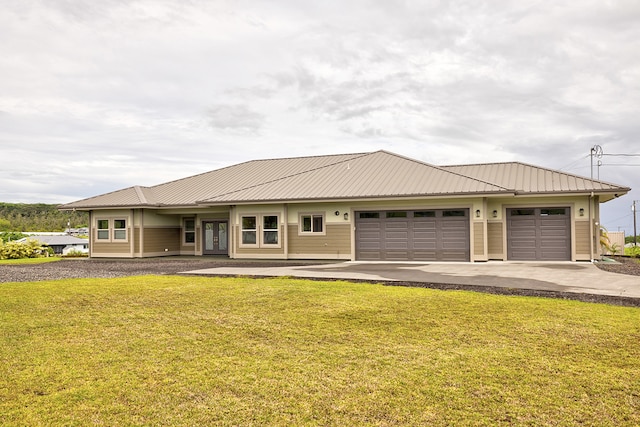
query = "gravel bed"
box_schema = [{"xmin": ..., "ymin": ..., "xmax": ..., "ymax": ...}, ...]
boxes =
[
  {"xmin": 0, "ymin": 258, "xmax": 326, "ymax": 283},
  {"xmin": 594, "ymin": 256, "xmax": 640, "ymax": 276},
  {"xmin": 1, "ymin": 256, "xmax": 639, "ymax": 307}
]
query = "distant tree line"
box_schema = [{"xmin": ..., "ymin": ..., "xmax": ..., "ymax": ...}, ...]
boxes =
[{"xmin": 0, "ymin": 203, "xmax": 88, "ymax": 232}]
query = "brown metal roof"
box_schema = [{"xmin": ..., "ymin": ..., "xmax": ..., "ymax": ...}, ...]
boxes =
[
  {"xmin": 199, "ymin": 151, "xmax": 510, "ymax": 204},
  {"xmin": 441, "ymin": 162, "xmax": 630, "ymax": 195},
  {"xmin": 59, "ymin": 151, "xmax": 630, "ymax": 210}
]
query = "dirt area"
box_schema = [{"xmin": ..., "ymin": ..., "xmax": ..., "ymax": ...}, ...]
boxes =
[{"xmin": 1, "ymin": 256, "xmax": 639, "ymax": 307}]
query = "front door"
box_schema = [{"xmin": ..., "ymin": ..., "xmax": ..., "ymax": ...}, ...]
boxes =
[{"xmin": 203, "ymin": 221, "xmax": 228, "ymax": 255}]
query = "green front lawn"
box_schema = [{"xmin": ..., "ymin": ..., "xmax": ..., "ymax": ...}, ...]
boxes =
[{"xmin": 1, "ymin": 276, "xmax": 638, "ymax": 426}]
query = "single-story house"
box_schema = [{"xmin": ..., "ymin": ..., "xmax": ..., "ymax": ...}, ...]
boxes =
[
  {"xmin": 58, "ymin": 150, "xmax": 630, "ymax": 262},
  {"xmin": 19, "ymin": 235, "xmax": 89, "ymax": 255}
]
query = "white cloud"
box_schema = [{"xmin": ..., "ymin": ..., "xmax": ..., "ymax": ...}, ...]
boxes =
[{"xmin": 0, "ymin": 0, "xmax": 639, "ymax": 232}]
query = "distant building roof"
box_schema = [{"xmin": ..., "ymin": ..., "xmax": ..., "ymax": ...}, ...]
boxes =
[{"xmin": 20, "ymin": 235, "xmax": 88, "ymax": 246}]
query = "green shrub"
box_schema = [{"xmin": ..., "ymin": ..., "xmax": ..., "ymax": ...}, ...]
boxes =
[
  {"xmin": 624, "ymin": 245, "xmax": 640, "ymax": 257},
  {"xmin": 62, "ymin": 249, "xmax": 88, "ymax": 258},
  {"xmin": 0, "ymin": 239, "xmax": 49, "ymax": 260}
]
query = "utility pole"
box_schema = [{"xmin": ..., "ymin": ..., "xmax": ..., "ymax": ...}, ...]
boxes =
[
  {"xmin": 632, "ymin": 201, "xmax": 638, "ymax": 247},
  {"xmin": 590, "ymin": 145, "xmax": 603, "ymax": 180}
]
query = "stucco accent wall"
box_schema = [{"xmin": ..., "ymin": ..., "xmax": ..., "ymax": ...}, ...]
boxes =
[
  {"xmin": 487, "ymin": 221, "xmax": 504, "ymax": 260},
  {"xmin": 288, "ymin": 223, "xmax": 351, "ymax": 259}
]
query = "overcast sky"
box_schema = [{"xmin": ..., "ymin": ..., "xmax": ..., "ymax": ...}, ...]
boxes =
[{"xmin": 2, "ymin": 0, "xmax": 639, "ymax": 233}]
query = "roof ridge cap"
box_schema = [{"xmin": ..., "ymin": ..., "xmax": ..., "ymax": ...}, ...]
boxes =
[{"xmin": 197, "ymin": 152, "xmax": 375, "ymax": 203}]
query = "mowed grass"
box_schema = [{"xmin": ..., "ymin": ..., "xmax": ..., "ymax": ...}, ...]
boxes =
[{"xmin": 1, "ymin": 276, "xmax": 639, "ymax": 426}]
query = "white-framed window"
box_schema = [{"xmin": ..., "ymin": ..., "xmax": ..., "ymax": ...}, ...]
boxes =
[
  {"xmin": 95, "ymin": 218, "xmax": 128, "ymax": 242},
  {"xmin": 299, "ymin": 213, "xmax": 325, "ymax": 235},
  {"xmin": 240, "ymin": 214, "xmax": 280, "ymax": 247},
  {"xmin": 262, "ymin": 215, "xmax": 279, "ymax": 245},
  {"xmin": 183, "ymin": 218, "xmax": 195, "ymax": 244},
  {"xmin": 97, "ymin": 219, "xmax": 110, "ymax": 240},
  {"xmin": 241, "ymin": 216, "xmax": 258, "ymax": 245},
  {"xmin": 113, "ymin": 219, "xmax": 127, "ymax": 240}
]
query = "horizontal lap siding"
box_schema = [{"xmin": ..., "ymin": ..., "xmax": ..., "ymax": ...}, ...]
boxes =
[
  {"xmin": 288, "ymin": 223, "xmax": 351, "ymax": 258},
  {"xmin": 134, "ymin": 228, "xmax": 140, "ymax": 254},
  {"xmin": 143, "ymin": 227, "xmax": 181, "ymax": 253},
  {"xmin": 575, "ymin": 220, "xmax": 590, "ymax": 259},
  {"xmin": 92, "ymin": 241, "xmax": 130, "ymax": 254},
  {"xmin": 487, "ymin": 222, "xmax": 504, "ymax": 259},
  {"xmin": 473, "ymin": 222, "xmax": 485, "ymax": 257}
]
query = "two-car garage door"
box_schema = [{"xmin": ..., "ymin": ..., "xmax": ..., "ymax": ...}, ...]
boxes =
[{"xmin": 355, "ymin": 209, "xmax": 470, "ymax": 261}]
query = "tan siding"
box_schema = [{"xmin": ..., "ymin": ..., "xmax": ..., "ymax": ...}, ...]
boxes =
[
  {"xmin": 288, "ymin": 223, "xmax": 351, "ymax": 258},
  {"xmin": 92, "ymin": 241, "xmax": 131, "ymax": 254},
  {"xmin": 235, "ymin": 247, "xmax": 285, "ymax": 256},
  {"xmin": 473, "ymin": 222, "xmax": 485, "ymax": 256},
  {"xmin": 143, "ymin": 227, "xmax": 181, "ymax": 253},
  {"xmin": 134, "ymin": 227, "xmax": 140, "ymax": 253},
  {"xmin": 575, "ymin": 220, "xmax": 590, "ymax": 257},
  {"xmin": 487, "ymin": 221, "xmax": 504, "ymax": 259},
  {"xmin": 233, "ymin": 225, "xmax": 286, "ymax": 257}
]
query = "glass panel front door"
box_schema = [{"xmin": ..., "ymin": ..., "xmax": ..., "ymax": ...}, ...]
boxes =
[{"xmin": 202, "ymin": 221, "xmax": 228, "ymax": 255}]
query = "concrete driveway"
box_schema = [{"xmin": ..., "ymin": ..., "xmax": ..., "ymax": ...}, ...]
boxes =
[{"xmin": 184, "ymin": 261, "xmax": 640, "ymax": 299}]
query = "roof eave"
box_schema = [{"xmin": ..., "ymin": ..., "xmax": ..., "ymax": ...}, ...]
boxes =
[{"xmin": 196, "ymin": 191, "xmax": 517, "ymax": 206}]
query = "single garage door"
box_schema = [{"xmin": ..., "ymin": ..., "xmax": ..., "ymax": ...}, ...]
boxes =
[
  {"xmin": 507, "ymin": 207, "xmax": 571, "ymax": 261},
  {"xmin": 355, "ymin": 209, "xmax": 470, "ymax": 261}
]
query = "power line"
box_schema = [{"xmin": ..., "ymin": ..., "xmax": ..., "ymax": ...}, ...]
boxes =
[
  {"xmin": 557, "ymin": 154, "xmax": 589, "ymax": 172},
  {"xmin": 602, "ymin": 153, "xmax": 640, "ymax": 157}
]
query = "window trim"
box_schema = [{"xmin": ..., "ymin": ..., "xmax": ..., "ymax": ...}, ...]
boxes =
[
  {"xmin": 183, "ymin": 218, "xmax": 196, "ymax": 245},
  {"xmin": 239, "ymin": 213, "xmax": 281, "ymax": 248},
  {"xmin": 94, "ymin": 217, "xmax": 129, "ymax": 243},
  {"xmin": 299, "ymin": 213, "xmax": 326, "ymax": 236}
]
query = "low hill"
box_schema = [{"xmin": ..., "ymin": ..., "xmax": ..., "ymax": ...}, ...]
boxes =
[{"xmin": 0, "ymin": 203, "xmax": 88, "ymax": 232}]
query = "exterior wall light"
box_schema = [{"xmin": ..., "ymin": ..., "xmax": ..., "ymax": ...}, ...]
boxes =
[
  {"xmin": 492, "ymin": 210, "xmax": 498, "ymax": 218},
  {"xmin": 344, "ymin": 212, "xmax": 349, "ymax": 220},
  {"xmin": 335, "ymin": 211, "xmax": 340, "ymax": 216},
  {"xmin": 579, "ymin": 208, "xmax": 584, "ymax": 216},
  {"xmin": 475, "ymin": 209, "xmax": 481, "ymax": 218}
]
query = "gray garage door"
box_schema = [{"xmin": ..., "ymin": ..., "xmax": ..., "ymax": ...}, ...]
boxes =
[
  {"xmin": 355, "ymin": 209, "xmax": 470, "ymax": 261},
  {"xmin": 507, "ymin": 207, "xmax": 571, "ymax": 261}
]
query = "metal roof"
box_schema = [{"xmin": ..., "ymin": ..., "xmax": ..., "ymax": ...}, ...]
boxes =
[
  {"xmin": 19, "ymin": 235, "xmax": 88, "ymax": 246},
  {"xmin": 199, "ymin": 151, "xmax": 510, "ymax": 204},
  {"xmin": 441, "ymin": 162, "xmax": 630, "ymax": 196},
  {"xmin": 59, "ymin": 151, "xmax": 630, "ymax": 210}
]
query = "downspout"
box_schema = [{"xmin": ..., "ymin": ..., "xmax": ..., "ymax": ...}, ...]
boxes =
[
  {"xmin": 229, "ymin": 205, "xmax": 235, "ymax": 259},
  {"xmin": 589, "ymin": 192, "xmax": 594, "ymax": 262},
  {"xmin": 130, "ymin": 209, "xmax": 135, "ymax": 257},
  {"xmin": 283, "ymin": 204, "xmax": 289, "ymax": 260},
  {"xmin": 88, "ymin": 210, "xmax": 93, "ymax": 258}
]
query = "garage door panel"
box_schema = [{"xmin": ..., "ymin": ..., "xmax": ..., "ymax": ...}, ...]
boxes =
[
  {"xmin": 412, "ymin": 251, "xmax": 438, "ymax": 261},
  {"xmin": 507, "ymin": 208, "xmax": 570, "ymax": 261},
  {"xmin": 414, "ymin": 221, "xmax": 436, "ymax": 229},
  {"xmin": 386, "ymin": 241, "xmax": 409, "ymax": 249}
]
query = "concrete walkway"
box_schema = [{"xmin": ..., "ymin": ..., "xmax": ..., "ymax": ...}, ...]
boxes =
[{"xmin": 183, "ymin": 261, "xmax": 640, "ymax": 299}]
